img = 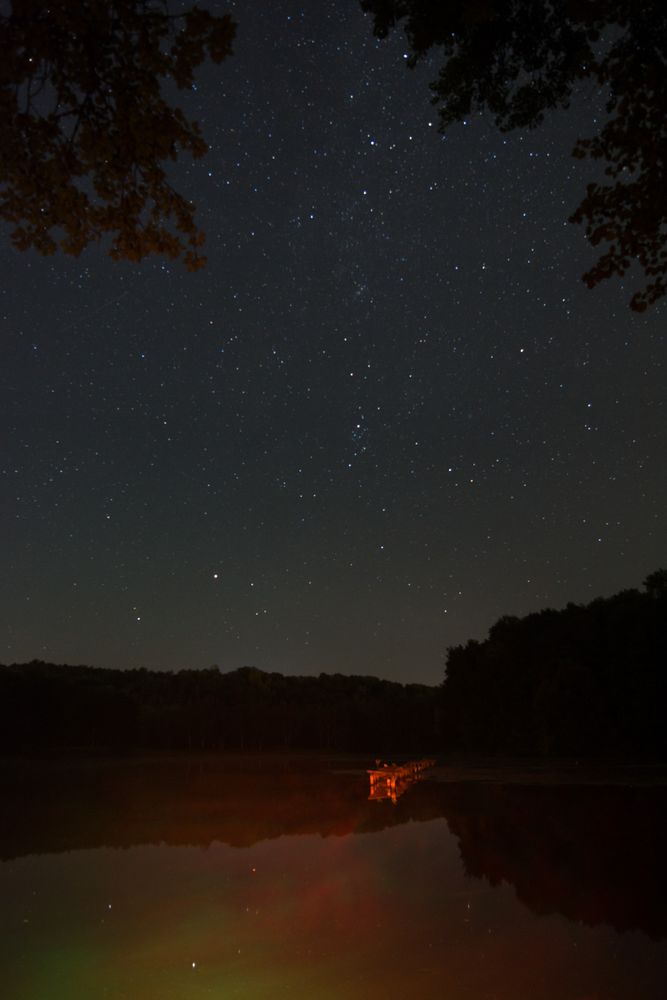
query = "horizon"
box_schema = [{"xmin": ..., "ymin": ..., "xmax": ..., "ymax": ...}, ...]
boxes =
[{"xmin": 5, "ymin": 568, "xmax": 662, "ymax": 686}]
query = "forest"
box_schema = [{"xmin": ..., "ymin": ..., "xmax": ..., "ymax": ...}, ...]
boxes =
[
  {"xmin": 0, "ymin": 661, "xmax": 440, "ymax": 754},
  {"xmin": 441, "ymin": 570, "xmax": 667, "ymax": 757},
  {"xmin": 1, "ymin": 570, "xmax": 665, "ymax": 757}
]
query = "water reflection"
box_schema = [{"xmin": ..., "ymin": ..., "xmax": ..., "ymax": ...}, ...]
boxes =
[{"xmin": 1, "ymin": 756, "xmax": 666, "ymax": 999}]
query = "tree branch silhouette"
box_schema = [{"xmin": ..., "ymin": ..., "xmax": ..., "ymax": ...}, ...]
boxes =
[
  {"xmin": 361, "ymin": 0, "xmax": 667, "ymax": 310},
  {"xmin": 0, "ymin": 1, "xmax": 236, "ymax": 270}
]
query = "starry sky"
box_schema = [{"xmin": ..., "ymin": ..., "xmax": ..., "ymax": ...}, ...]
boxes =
[{"xmin": 1, "ymin": 1, "xmax": 665, "ymax": 684}]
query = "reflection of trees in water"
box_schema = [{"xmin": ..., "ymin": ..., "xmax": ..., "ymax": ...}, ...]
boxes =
[
  {"xmin": 2, "ymin": 758, "xmax": 665, "ymax": 939},
  {"xmin": 437, "ymin": 781, "xmax": 667, "ymax": 941}
]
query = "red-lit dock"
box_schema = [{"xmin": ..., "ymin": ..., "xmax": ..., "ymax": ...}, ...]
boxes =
[{"xmin": 367, "ymin": 758, "xmax": 436, "ymax": 802}]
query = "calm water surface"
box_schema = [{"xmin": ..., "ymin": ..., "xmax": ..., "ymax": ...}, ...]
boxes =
[{"xmin": 1, "ymin": 756, "xmax": 665, "ymax": 999}]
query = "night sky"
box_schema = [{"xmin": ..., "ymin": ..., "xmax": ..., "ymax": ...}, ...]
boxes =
[{"xmin": 2, "ymin": 1, "xmax": 665, "ymax": 685}]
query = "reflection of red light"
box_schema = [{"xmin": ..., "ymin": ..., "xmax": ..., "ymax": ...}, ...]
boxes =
[{"xmin": 367, "ymin": 759, "xmax": 435, "ymax": 803}]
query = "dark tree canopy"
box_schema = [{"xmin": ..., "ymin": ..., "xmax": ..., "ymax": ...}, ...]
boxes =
[
  {"xmin": 361, "ymin": 0, "xmax": 667, "ymax": 311},
  {"xmin": 0, "ymin": 1, "xmax": 235, "ymax": 270},
  {"xmin": 441, "ymin": 570, "xmax": 667, "ymax": 757},
  {"xmin": 0, "ymin": 662, "xmax": 440, "ymax": 753}
]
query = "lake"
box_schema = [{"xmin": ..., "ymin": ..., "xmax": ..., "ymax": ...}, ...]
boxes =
[{"xmin": 1, "ymin": 755, "xmax": 666, "ymax": 998}]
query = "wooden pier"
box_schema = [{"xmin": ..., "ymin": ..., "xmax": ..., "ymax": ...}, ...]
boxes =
[{"xmin": 367, "ymin": 758, "xmax": 436, "ymax": 802}]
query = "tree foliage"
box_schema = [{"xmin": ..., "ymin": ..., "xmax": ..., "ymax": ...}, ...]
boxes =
[
  {"xmin": 441, "ymin": 571, "xmax": 667, "ymax": 756},
  {"xmin": 0, "ymin": 1, "xmax": 235, "ymax": 269},
  {"xmin": 361, "ymin": 1, "xmax": 667, "ymax": 310},
  {"xmin": 0, "ymin": 662, "xmax": 440, "ymax": 753},
  {"xmin": 1, "ymin": 572, "xmax": 664, "ymax": 758}
]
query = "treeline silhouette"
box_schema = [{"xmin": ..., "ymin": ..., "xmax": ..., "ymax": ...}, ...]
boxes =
[
  {"xmin": 442, "ymin": 570, "xmax": 667, "ymax": 757},
  {"xmin": 1, "ymin": 570, "xmax": 665, "ymax": 756},
  {"xmin": 0, "ymin": 662, "xmax": 439, "ymax": 753}
]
